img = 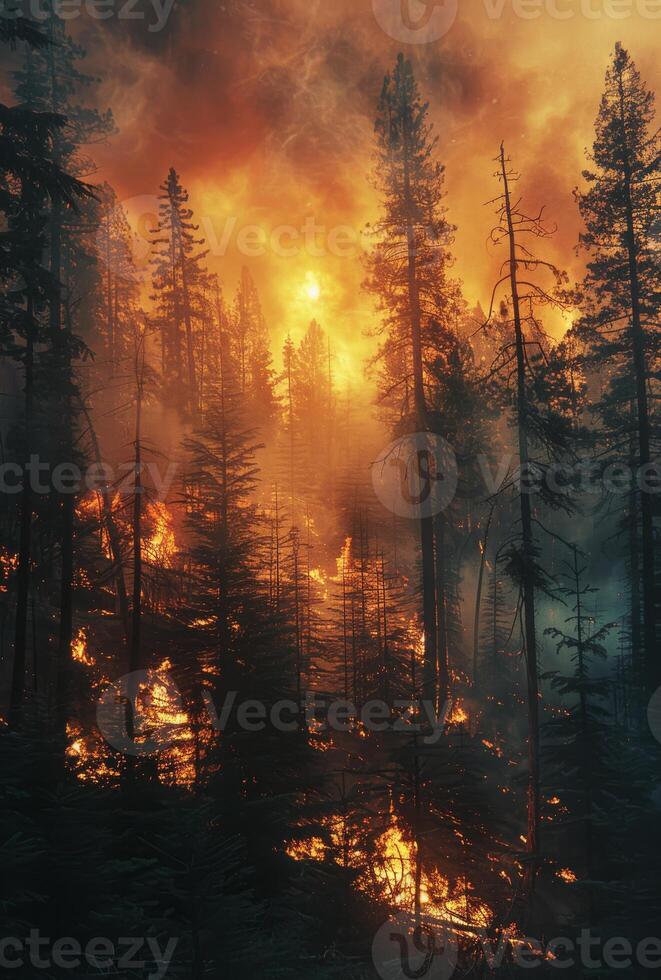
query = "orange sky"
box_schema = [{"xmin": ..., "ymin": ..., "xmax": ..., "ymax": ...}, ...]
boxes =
[{"xmin": 83, "ymin": 0, "xmax": 659, "ymax": 385}]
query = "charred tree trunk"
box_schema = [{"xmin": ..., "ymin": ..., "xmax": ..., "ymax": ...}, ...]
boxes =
[
  {"xmin": 473, "ymin": 504, "xmax": 494, "ymax": 692},
  {"xmin": 401, "ymin": 95, "xmax": 438, "ymax": 708},
  {"xmin": 434, "ymin": 513, "xmax": 450, "ymax": 706},
  {"xmin": 178, "ymin": 229, "xmax": 198, "ymax": 413},
  {"xmin": 50, "ymin": 202, "xmax": 75, "ymax": 737},
  {"xmin": 616, "ymin": 75, "xmax": 657, "ymax": 694},
  {"xmin": 77, "ymin": 397, "xmax": 130, "ymax": 645},
  {"xmin": 123, "ymin": 335, "xmax": 149, "ymax": 786},
  {"xmin": 500, "ymin": 143, "xmax": 540, "ymax": 896},
  {"xmin": 9, "ymin": 300, "xmax": 35, "ymax": 729}
]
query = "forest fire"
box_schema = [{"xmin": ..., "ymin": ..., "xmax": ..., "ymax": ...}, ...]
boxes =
[
  {"xmin": 1, "ymin": 6, "xmax": 658, "ymax": 977},
  {"xmin": 144, "ymin": 502, "xmax": 177, "ymax": 567},
  {"xmin": 335, "ymin": 537, "xmax": 352, "ymax": 577},
  {"xmin": 288, "ymin": 808, "xmax": 494, "ymax": 935},
  {"xmin": 0, "ymin": 547, "xmax": 19, "ymax": 591},
  {"xmin": 447, "ymin": 700, "xmax": 469, "ymax": 726},
  {"xmin": 71, "ymin": 628, "xmax": 94, "ymax": 666},
  {"xmin": 369, "ymin": 818, "xmax": 493, "ymax": 931}
]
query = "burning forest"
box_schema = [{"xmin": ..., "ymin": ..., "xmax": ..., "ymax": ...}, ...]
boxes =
[{"xmin": 0, "ymin": 2, "xmax": 660, "ymax": 978}]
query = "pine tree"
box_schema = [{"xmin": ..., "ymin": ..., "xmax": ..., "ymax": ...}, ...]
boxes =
[
  {"xmin": 541, "ymin": 545, "xmax": 632, "ymax": 929},
  {"xmin": 95, "ymin": 183, "xmax": 140, "ymax": 371},
  {"xmin": 1, "ymin": 18, "xmax": 92, "ymax": 728},
  {"xmin": 12, "ymin": 6, "xmax": 112, "ymax": 734},
  {"xmin": 482, "ymin": 144, "xmax": 577, "ymax": 897},
  {"xmin": 575, "ymin": 44, "xmax": 660, "ymax": 696},
  {"xmin": 150, "ymin": 168, "xmax": 209, "ymax": 413},
  {"xmin": 365, "ymin": 53, "xmax": 459, "ymax": 707},
  {"xmin": 231, "ymin": 266, "xmax": 277, "ymax": 427}
]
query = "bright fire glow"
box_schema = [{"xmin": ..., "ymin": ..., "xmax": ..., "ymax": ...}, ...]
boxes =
[
  {"xmin": 144, "ymin": 502, "xmax": 177, "ymax": 567},
  {"xmin": 72, "ymin": 628, "xmax": 94, "ymax": 666},
  {"xmin": 303, "ymin": 272, "xmax": 320, "ymax": 302},
  {"xmin": 287, "ymin": 808, "xmax": 494, "ymax": 932}
]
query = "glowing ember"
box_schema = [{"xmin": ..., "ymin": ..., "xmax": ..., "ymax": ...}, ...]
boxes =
[
  {"xmin": 72, "ymin": 628, "xmax": 94, "ymax": 666},
  {"xmin": 482, "ymin": 739, "xmax": 504, "ymax": 757},
  {"xmin": 447, "ymin": 700, "xmax": 469, "ymax": 725},
  {"xmin": 335, "ymin": 537, "xmax": 352, "ymax": 577},
  {"xmin": 287, "ymin": 809, "xmax": 493, "ymax": 933},
  {"xmin": 144, "ymin": 502, "xmax": 177, "ymax": 567},
  {"xmin": 309, "ymin": 567, "xmax": 326, "ymax": 586},
  {"xmin": 286, "ymin": 837, "xmax": 326, "ymax": 861},
  {"xmin": 0, "ymin": 548, "xmax": 19, "ymax": 592},
  {"xmin": 557, "ymin": 868, "xmax": 577, "ymax": 883},
  {"xmin": 66, "ymin": 722, "xmax": 120, "ymax": 783}
]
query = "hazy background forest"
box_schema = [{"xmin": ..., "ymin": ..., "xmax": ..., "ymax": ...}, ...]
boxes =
[{"xmin": 0, "ymin": 0, "xmax": 659, "ymax": 978}]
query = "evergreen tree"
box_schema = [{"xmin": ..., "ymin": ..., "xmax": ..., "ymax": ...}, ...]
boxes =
[
  {"xmin": 365, "ymin": 53, "xmax": 460, "ymax": 708},
  {"xmin": 482, "ymin": 144, "xmax": 577, "ymax": 897},
  {"xmin": 1, "ymin": 18, "xmax": 92, "ymax": 729},
  {"xmin": 575, "ymin": 44, "xmax": 660, "ymax": 695},
  {"xmin": 150, "ymin": 168, "xmax": 209, "ymax": 413},
  {"xmin": 231, "ymin": 266, "xmax": 277, "ymax": 426}
]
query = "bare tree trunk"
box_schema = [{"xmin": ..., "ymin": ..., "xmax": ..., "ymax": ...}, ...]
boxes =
[
  {"xmin": 381, "ymin": 551, "xmax": 390, "ymax": 705},
  {"xmin": 178, "ymin": 232, "xmax": 198, "ymax": 413},
  {"xmin": 170, "ymin": 233, "xmax": 183, "ymax": 387},
  {"xmin": 292, "ymin": 530, "xmax": 302, "ymax": 710},
  {"xmin": 434, "ymin": 513, "xmax": 450, "ymax": 706},
  {"xmin": 402, "ymin": 98, "xmax": 438, "ymax": 708},
  {"xmin": 473, "ymin": 504, "xmax": 494, "ymax": 691},
  {"xmin": 47, "ymin": 194, "xmax": 74, "ymax": 736},
  {"xmin": 628, "ymin": 404, "xmax": 643, "ymax": 694},
  {"xmin": 124, "ymin": 334, "xmax": 146, "ymax": 787},
  {"xmin": 616, "ymin": 74, "xmax": 657, "ymax": 694},
  {"xmin": 500, "ymin": 143, "xmax": 540, "ymax": 896},
  {"xmin": 9, "ymin": 301, "xmax": 35, "ymax": 729},
  {"xmin": 77, "ymin": 397, "xmax": 130, "ymax": 645}
]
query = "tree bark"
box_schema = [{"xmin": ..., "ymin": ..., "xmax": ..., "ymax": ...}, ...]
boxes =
[
  {"xmin": 500, "ymin": 143, "xmax": 540, "ymax": 896},
  {"xmin": 9, "ymin": 300, "xmax": 35, "ymax": 729},
  {"xmin": 616, "ymin": 71, "xmax": 657, "ymax": 694},
  {"xmin": 401, "ymin": 92, "xmax": 438, "ymax": 708}
]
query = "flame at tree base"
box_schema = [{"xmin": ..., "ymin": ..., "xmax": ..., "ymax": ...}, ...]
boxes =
[{"xmin": 287, "ymin": 810, "xmax": 493, "ymax": 935}]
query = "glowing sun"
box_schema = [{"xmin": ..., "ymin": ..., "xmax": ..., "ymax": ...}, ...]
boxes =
[{"xmin": 304, "ymin": 273, "xmax": 321, "ymax": 302}]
